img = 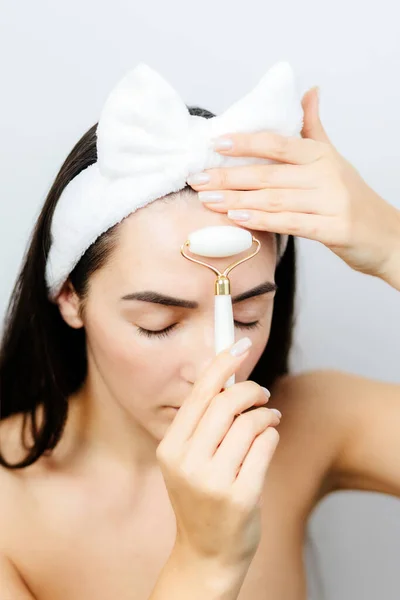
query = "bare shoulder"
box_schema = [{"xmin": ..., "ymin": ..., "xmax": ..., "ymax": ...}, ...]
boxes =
[
  {"xmin": 272, "ymin": 369, "xmax": 400, "ymax": 495},
  {"xmin": 272, "ymin": 368, "xmax": 353, "ymax": 436},
  {"xmin": 0, "ymin": 402, "xmax": 48, "ymax": 469},
  {"xmin": 0, "ymin": 490, "xmax": 35, "ymax": 600},
  {"xmin": 0, "ymin": 412, "xmax": 28, "ymax": 515},
  {"xmin": 0, "ymin": 413, "xmax": 44, "ymax": 597},
  {"xmin": 264, "ymin": 370, "xmax": 350, "ymax": 503},
  {"xmin": 274, "ymin": 367, "xmax": 361, "ymax": 405},
  {"xmin": 272, "ymin": 367, "xmax": 397, "ymax": 418},
  {"xmin": 0, "ymin": 411, "xmax": 39, "ymax": 540},
  {"xmin": 0, "ymin": 415, "xmax": 28, "ymax": 567}
]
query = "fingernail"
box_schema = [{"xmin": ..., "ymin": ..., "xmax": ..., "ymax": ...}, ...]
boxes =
[
  {"xmin": 230, "ymin": 337, "xmax": 252, "ymax": 357},
  {"xmin": 187, "ymin": 172, "xmax": 210, "ymax": 186},
  {"xmin": 198, "ymin": 191, "xmax": 225, "ymax": 203},
  {"xmin": 261, "ymin": 387, "xmax": 271, "ymax": 399},
  {"xmin": 212, "ymin": 137, "xmax": 234, "ymax": 151},
  {"xmin": 270, "ymin": 408, "xmax": 282, "ymax": 419},
  {"xmin": 228, "ymin": 210, "xmax": 250, "ymax": 221}
]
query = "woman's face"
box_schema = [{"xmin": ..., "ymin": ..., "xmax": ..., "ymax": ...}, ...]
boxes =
[{"xmin": 65, "ymin": 192, "xmax": 278, "ymax": 441}]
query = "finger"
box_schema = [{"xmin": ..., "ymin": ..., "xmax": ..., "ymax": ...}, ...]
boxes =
[
  {"xmin": 233, "ymin": 427, "xmax": 280, "ymax": 504},
  {"xmin": 199, "ymin": 188, "xmax": 326, "ymax": 216},
  {"xmin": 212, "ymin": 131, "xmax": 325, "ymax": 165},
  {"xmin": 188, "ymin": 163, "xmax": 318, "ymax": 192},
  {"xmin": 185, "ymin": 382, "xmax": 273, "ymax": 465},
  {"xmin": 301, "ymin": 87, "xmax": 332, "ymax": 145},
  {"xmin": 162, "ymin": 338, "xmax": 253, "ymax": 448},
  {"xmin": 227, "ymin": 210, "xmax": 340, "ymax": 243},
  {"xmin": 209, "ymin": 407, "xmax": 281, "ymax": 486}
]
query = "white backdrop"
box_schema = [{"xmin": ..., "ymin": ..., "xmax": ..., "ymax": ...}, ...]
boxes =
[{"xmin": 1, "ymin": 1, "xmax": 399, "ymax": 598}]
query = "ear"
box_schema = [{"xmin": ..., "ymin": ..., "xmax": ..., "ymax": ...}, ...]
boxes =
[{"xmin": 56, "ymin": 280, "xmax": 84, "ymax": 329}]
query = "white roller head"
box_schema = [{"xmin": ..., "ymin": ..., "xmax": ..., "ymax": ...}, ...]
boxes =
[{"xmin": 187, "ymin": 226, "xmax": 253, "ymax": 258}]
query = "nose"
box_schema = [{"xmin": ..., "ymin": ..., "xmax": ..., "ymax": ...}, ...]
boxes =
[{"xmin": 180, "ymin": 321, "xmax": 216, "ymax": 385}]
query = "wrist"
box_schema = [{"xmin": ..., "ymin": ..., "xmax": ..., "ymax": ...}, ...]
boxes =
[
  {"xmin": 380, "ymin": 208, "xmax": 400, "ymax": 291},
  {"xmin": 170, "ymin": 542, "xmax": 250, "ymax": 597}
]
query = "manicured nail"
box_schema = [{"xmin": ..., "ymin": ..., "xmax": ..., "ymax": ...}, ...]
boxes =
[
  {"xmin": 198, "ymin": 191, "xmax": 225, "ymax": 203},
  {"xmin": 261, "ymin": 387, "xmax": 271, "ymax": 399},
  {"xmin": 212, "ymin": 137, "xmax": 234, "ymax": 151},
  {"xmin": 187, "ymin": 172, "xmax": 210, "ymax": 186},
  {"xmin": 228, "ymin": 210, "xmax": 250, "ymax": 221},
  {"xmin": 270, "ymin": 408, "xmax": 282, "ymax": 419},
  {"xmin": 230, "ymin": 337, "xmax": 252, "ymax": 357}
]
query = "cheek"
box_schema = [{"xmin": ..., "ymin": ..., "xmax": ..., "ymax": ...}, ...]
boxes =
[
  {"xmin": 235, "ymin": 310, "xmax": 274, "ymax": 381},
  {"xmin": 235, "ymin": 339, "xmax": 267, "ymax": 382},
  {"xmin": 85, "ymin": 312, "xmax": 177, "ymax": 383}
]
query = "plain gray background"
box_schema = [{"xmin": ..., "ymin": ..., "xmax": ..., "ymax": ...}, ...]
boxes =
[{"xmin": 1, "ymin": 1, "xmax": 399, "ymax": 598}]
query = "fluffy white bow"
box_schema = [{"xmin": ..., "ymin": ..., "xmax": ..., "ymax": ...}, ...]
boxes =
[{"xmin": 45, "ymin": 61, "xmax": 304, "ymax": 299}]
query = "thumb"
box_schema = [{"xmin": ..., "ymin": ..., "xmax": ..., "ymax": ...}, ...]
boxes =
[{"xmin": 301, "ymin": 87, "xmax": 331, "ymax": 144}]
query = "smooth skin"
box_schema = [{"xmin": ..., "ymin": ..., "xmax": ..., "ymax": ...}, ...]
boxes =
[{"xmin": 1, "ymin": 87, "xmax": 400, "ymax": 600}]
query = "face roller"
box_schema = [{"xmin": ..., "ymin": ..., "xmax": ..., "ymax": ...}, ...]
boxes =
[{"xmin": 181, "ymin": 226, "xmax": 261, "ymax": 389}]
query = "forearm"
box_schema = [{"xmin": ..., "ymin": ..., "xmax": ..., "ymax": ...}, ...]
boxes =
[{"xmin": 148, "ymin": 544, "xmax": 250, "ymax": 600}]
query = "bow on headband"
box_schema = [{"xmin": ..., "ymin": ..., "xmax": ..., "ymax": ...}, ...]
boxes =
[{"xmin": 45, "ymin": 61, "xmax": 304, "ymax": 300}]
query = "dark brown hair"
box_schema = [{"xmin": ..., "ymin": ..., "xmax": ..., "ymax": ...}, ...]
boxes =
[{"xmin": 0, "ymin": 107, "xmax": 296, "ymax": 469}]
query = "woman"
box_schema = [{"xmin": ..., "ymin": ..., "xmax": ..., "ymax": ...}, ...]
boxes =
[{"xmin": 0, "ymin": 77, "xmax": 399, "ymax": 600}]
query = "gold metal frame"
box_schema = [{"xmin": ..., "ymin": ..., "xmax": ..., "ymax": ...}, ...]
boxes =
[{"xmin": 180, "ymin": 236, "xmax": 261, "ymax": 295}]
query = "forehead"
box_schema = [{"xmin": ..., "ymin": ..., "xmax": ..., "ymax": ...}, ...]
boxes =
[{"xmin": 104, "ymin": 192, "xmax": 277, "ymax": 289}]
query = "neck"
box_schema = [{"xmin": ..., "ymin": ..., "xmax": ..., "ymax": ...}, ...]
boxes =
[{"xmin": 65, "ymin": 374, "xmax": 160, "ymax": 475}]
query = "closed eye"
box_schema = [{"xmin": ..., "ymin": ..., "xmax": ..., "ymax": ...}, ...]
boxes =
[{"xmin": 136, "ymin": 320, "xmax": 261, "ymax": 339}]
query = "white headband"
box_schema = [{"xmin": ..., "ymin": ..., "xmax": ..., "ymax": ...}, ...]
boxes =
[{"xmin": 45, "ymin": 61, "xmax": 304, "ymax": 300}]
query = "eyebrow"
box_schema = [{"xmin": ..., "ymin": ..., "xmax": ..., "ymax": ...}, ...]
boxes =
[{"xmin": 120, "ymin": 281, "xmax": 277, "ymax": 309}]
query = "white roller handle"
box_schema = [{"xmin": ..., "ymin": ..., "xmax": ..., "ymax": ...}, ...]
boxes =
[{"xmin": 215, "ymin": 295, "xmax": 235, "ymax": 388}]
